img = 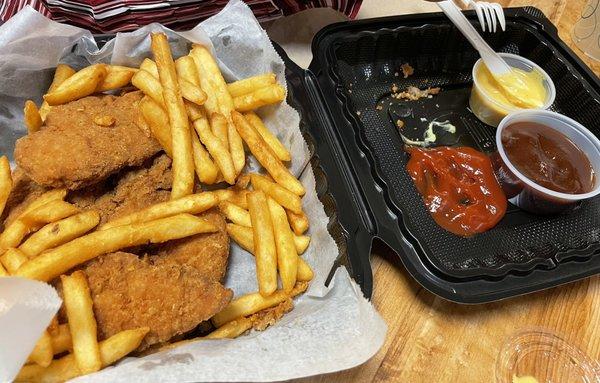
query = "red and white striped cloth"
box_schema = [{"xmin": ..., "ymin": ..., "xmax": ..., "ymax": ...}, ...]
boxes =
[{"xmin": 1, "ymin": 0, "xmax": 363, "ymax": 32}]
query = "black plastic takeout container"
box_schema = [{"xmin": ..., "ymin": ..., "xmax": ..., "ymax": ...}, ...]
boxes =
[{"xmin": 95, "ymin": 7, "xmax": 600, "ymax": 303}]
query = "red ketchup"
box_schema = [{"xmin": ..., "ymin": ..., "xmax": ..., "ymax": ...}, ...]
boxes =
[{"xmin": 406, "ymin": 146, "xmax": 507, "ymax": 237}]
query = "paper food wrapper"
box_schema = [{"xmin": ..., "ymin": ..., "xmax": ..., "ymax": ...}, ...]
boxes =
[
  {"xmin": 0, "ymin": 1, "xmax": 387, "ymax": 381},
  {"xmin": 0, "ymin": 277, "xmax": 61, "ymax": 381}
]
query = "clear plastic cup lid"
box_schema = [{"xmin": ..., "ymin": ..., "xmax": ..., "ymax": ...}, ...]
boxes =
[{"xmin": 495, "ymin": 328, "xmax": 600, "ymax": 383}]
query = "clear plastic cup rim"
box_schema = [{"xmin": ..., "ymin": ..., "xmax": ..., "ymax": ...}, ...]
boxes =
[
  {"xmin": 472, "ymin": 53, "xmax": 556, "ymax": 112},
  {"xmin": 495, "ymin": 327, "xmax": 600, "ymax": 383},
  {"xmin": 496, "ymin": 110, "xmax": 600, "ymax": 201}
]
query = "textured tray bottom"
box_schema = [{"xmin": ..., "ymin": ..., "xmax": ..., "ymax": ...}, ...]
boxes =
[{"xmin": 328, "ymin": 22, "xmax": 600, "ymax": 278}]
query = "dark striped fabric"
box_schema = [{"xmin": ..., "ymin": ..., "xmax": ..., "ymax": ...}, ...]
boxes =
[{"xmin": 0, "ymin": 0, "xmax": 363, "ymax": 32}]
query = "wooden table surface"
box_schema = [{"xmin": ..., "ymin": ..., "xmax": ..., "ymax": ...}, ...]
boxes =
[{"xmin": 296, "ymin": 1, "xmax": 600, "ymax": 382}]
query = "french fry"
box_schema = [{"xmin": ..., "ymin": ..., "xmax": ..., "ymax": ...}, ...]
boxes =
[
  {"xmin": 156, "ymin": 316, "xmax": 253, "ymax": 352},
  {"xmin": 294, "ymin": 234, "xmax": 311, "ymax": 255},
  {"xmin": 132, "ymin": 69, "xmax": 165, "ymax": 105},
  {"xmin": 24, "ymin": 100, "xmax": 43, "ymax": 134},
  {"xmin": 175, "ymin": 56, "xmax": 208, "ymax": 122},
  {"xmin": 96, "ymin": 65, "xmax": 137, "ymax": 92},
  {"xmin": 16, "ymin": 327, "xmax": 150, "ymax": 383},
  {"xmin": 20, "ymin": 200, "xmax": 80, "ymax": 227},
  {"xmin": 212, "ymin": 290, "xmax": 288, "ymax": 327},
  {"xmin": 185, "ymin": 101, "xmax": 205, "ymax": 121},
  {"xmin": 230, "ymin": 189, "xmax": 249, "ymax": 209},
  {"xmin": 47, "ymin": 316, "xmax": 59, "ymax": 337},
  {"xmin": 140, "ymin": 58, "xmax": 159, "ymax": 77},
  {"xmin": 232, "ymin": 111, "xmax": 305, "ymax": 196},
  {"xmin": 61, "ymin": 271, "xmax": 101, "ymax": 374},
  {"xmin": 233, "ymin": 84, "xmax": 285, "ymax": 112},
  {"xmin": 44, "ymin": 64, "xmax": 108, "ymax": 106},
  {"xmin": 248, "ymin": 191, "xmax": 277, "ymax": 296},
  {"xmin": 205, "ymin": 317, "xmax": 253, "ymax": 339},
  {"xmin": 267, "ymin": 198, "xmax": 297, "ymax": 293},
  {"xmin": 227, "ymin": 73, "xmax": 276, "ymax": 97},
  {"xmin": 193, "ymin": 117, "xmax": 236, "ymax": 184},
  {"xmin": 286, "ymin": 209, "xmax": 309, "ymax": 235},
  {"xmin": 140, "ymin": 96, "xmax": 217, "ymax": 184},
  {"xmin": 98, "ymin": 327, "xmax": 150, "ymax": 368},
  {"xmin": 101, "ymin": 192, "xmax": 217, "ymax": 230},
  {"xmin": 19, "ymin": 211, "xmax": 100, "ymax": 258},
  {"xmin": 40, "ymin": 64, "xmax": 76, "ymax": 120},
  {"xmin": 213, "ymin": 189, "xmax": 249, "ymax": 209},
  {"xmin": 235, "ymin": 173, "xmax": 251, "ymax": 189},
  {"xmin": 139, "ymin": 96, "xmax": 172, "ymax": 156},
  {"xmin": 27, "ymin": 331, "xmax": 53, "ymax": 367},
  {"xmin": 250, "ymin": 173, "xmax": 302, "ymax": 214},
  {"xmin": 190, "ymin": 45, "xmax": 246, "ymax": 174},
  {"xmin": 136, "ymin": 59, "xmax": 206, "ymax": 106},
  {"xmin": 191, "ymin": 128, "xmax": 220, "ymax": 184},
  {"xmin": 0, "ymin": 189, "xmax": 67, "ymax": 250},
  {"xmin": 212, "ymin": 283, "xmax": 308, "ymax": 328},
  {"xmin": 0, "ymin": 197, "xmax": 75, "ymax": 251},
  {"xmin": 297, "ymin": 254, "xmax": 314, "ymax": 281},
  {"xmin": 229, "ymin": 117, "xmax": 246, "ymax": 175},
  {"xmin": 0, "ymin": 248, "xmax": 28, "ymax": 274},
  {"xmin": 180, "ymin": 81, "xmax": 207, "ymax": 105},
  {"xmin": 227, "ymin": 223, "xmax": 313, "ymax": 280},
  {"xmin": 210, "ymin": 112, "xmax": 229, "ymax": 147},
  {"xmin": 0, "ymin": 156, "xmax": 12, "ymax": 217},
  {"xmin": 16, "ymin": 214, "xmax": 217, "ymax": 282},
  {"xmin": 244, "ymin": 112, "xmax": 291, "ymax": 162},
  {"xmin": 226, "ymin": 223, "xmax": 254, "ymax": 253},
  {"xmin": 175, "ymin": 56, "xmax": 200, "ymax": 86},
  {"xmin": 152, "ymin": 33, "xmax": 195, "ymax": 198},
  {"xmin": 0, "ymin": 262, "xmax": 7, "ymax": 277},
  {"xmin": 219, "ymin": 201, "xmax": 251, "ymax": 227},
  {"xmin": 175, "ymin": 56, "xmax": 209, "ymax": 104},
  {"xmin": 50, "ymin": 324, "xmax": 72, "ymax": 355}
]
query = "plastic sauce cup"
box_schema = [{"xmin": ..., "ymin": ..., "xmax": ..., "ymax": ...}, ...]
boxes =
[
  {"xmin": 470, "ymin": 53, "xmax": 556, "ymax": 127},
  {"xmin": 493, "ymin": 110, "xmax": 600, "ymax": 215}
]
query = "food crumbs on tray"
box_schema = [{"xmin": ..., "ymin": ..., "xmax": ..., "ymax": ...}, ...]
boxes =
[
  {"xmin": 376, "ymin": 105, "xmax": 383, "ymax": 111},
  {"xmin": 401, "ymin": 63, "xmax": 414, "ymax": 78},
  {"xmin": 396, "ymin": 119, "xmax": 405, "ymax": 129},
  {"xmin": 391, "ymin": 85, "xmax": 441, "ymax": 101},
  {"xmin": 356, "ymin": 111, "xmax": 361, "ymax": 116}
]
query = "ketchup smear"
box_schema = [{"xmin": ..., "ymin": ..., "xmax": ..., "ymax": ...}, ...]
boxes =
[{"xmin": 406, "ymin": 146, "xmax": 507, "ymax": 237}]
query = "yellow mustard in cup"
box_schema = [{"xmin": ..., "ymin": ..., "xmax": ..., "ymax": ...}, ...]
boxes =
[{"xmin": 469, "ymin": 53, "xmax": 555, "ymax": 127}]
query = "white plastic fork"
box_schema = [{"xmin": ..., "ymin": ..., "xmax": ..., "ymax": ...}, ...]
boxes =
[
  {"xmin": 437, "ymin": 1, "xmax": 512, "ymax": 76},
  {"xmin": 461, "ymin": 0, "xmax": 506, "ymax": 32}
]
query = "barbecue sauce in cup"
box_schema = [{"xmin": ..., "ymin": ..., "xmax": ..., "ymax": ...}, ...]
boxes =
[{"xmin": 501, "ymin": 122, "xmax": 595, "ymax": 195}]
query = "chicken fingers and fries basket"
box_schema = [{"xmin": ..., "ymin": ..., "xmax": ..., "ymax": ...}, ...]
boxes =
[{"xmin": 1, "ymin": 1, "xmax": 600, "ymax": 382}]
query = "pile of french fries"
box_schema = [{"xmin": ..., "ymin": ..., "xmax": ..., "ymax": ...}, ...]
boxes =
[{"xmin": 5, "ymin": 32, "xmax": 314, "ymax": 382}]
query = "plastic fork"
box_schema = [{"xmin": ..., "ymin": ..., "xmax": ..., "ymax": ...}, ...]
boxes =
[
  {"xmin": 437, "ymin": 1, "xmax": 511, "ymax": 76},
  {"xmin": 461, "ymin": 0, "xmax": 506, "ymax": 32}
]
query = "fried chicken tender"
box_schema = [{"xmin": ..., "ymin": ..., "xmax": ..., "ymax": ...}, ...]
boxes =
[
  {"xmin": 69, "ymin": 154, "xmax": 172, "ymax": 226},
  {"xmin": 84, "ymin": 252, "xmax": 232, "ymax": 350},
  {"xmin": 15, "ymin": 92, "xmax": 161, "ymax": 190},
  {"xmin": 69, "ymin": 154, "xmax": 231, "ymax": 282}
]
